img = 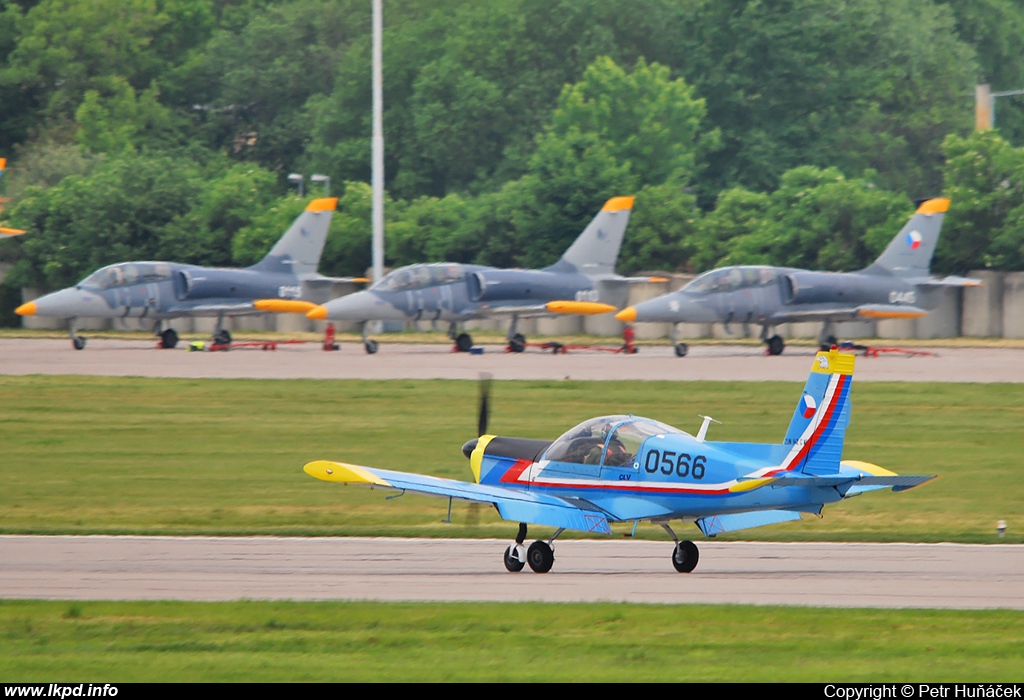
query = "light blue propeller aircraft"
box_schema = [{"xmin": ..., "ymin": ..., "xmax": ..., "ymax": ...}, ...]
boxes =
[{"xmin": 304, "ymin": 347, "xmax": 935, "ymax": 573}]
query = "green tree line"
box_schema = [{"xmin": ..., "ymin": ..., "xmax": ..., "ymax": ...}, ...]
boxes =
[{"xmin": 0, "ymin": 0, "xmax": 1023, "ymax": 303}]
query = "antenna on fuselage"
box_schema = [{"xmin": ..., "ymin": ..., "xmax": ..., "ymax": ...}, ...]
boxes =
[{"xmin": 696, "ymin": 415, "xmax": 721, "ymax": 442}]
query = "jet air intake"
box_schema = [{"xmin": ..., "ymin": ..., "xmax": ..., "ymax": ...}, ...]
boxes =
[{"xmin": 467, "ymin": 269, "xmax": 585, "ymax": 303}]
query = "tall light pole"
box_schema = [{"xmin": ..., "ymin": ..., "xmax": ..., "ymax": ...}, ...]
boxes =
[{"xmin": 371, "ymin": 0, "xmax": 385, "ymax": 287}]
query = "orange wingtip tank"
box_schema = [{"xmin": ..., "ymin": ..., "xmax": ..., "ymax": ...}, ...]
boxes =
[
  {"xmin": 253, "ymin": 299, "xmax": 318, "ymax": 313},
  {"xmin": 0, "ymin": 227, "xmax": 26, "ymax": 236},
  {"xmin": 546, "ymin": 300, "xmax": 617, "ymax": 315}
]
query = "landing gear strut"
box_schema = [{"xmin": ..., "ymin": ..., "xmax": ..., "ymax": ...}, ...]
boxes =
[
  {"xmin": 818, "ymin": 321, "xmax": 838, "ymax": 351},
  {"xmin": 503, "ymin": 523, "xmax": 561, "ymax": 573},
  {"xmin": 69, "ymin": 319, "xmax": 86, "ymax": 350},
  {"xmin": 506, "ymin": 315, "xmax": 526, "ymax": 353},
  {"xmin": 660, "ymin": 522, "xmax": 700, "ymax": 573},
  {"xmin": 671, "ymin": 323, "xmax": 688, "ymax": 357},
  {"xmin": 760, "ymin": 325, "xmax": 784, "ymax": 356},
  {"xmin": 212, "ymin": 314, "xmax": 231, "ymax": 346},
  {"xmin": 362, "ymin": 322, "xmax": 379, "ymax": 354}
]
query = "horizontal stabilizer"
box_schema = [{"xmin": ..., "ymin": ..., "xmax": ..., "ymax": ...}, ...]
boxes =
[
  {"xmin": 766, "ymin": 474, "xmax": 936, "ymax": 495},
  {"xmin": 696, "ymin": 509, "xmax": 802, "ymax": 536},
  {"xmin": 917, "ymin": 275, "xmax": 983, "ymax": 288},
  {"xmin": 303, "ymin": 276, "xmax": 370, "ymax": 285}
]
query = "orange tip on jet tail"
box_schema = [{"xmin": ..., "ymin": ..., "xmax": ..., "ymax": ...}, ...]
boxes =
[
  {"xmin": 305, "ymin": 197, "xmax": 339, "ymax": 212},
  {"xmin": 601, "ymin": 196, "xmax": 635, "ymax": 212}
]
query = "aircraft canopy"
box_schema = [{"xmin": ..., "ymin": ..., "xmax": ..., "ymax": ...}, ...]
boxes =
[
  {"xmin": 372, "ymin": 263, "xmax": 465, "ymax": 292},
  {"xmin": 684, "ymin": 266, "xmax": 778, "ymax": 294},
  {"xmin": 543, "ymin": 415, "xmax": 683, "ymax": 468}
]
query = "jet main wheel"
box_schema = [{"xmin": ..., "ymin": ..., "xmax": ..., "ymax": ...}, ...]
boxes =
[
  {"xmin": 671, "ymin": 540, "xmax": 699, "ymax": 573},
  {"xmin": 455, "ymin": 333, "xmax": 473, "ymax": 352},
  {"xmin": 160, "ymin": 329, "xmax": 179, "ymax": 349},
  {"xmin": 364, "ymin": 339, "xmax": 379, "ymax": 354},
  {"xmin": 526, "ymin": 540, "xmax": 554, "ymax": 573},
  {"xmin": 214, "ymin": 329, "xmax": 232, "ymax": 345},
  {"xmin": 819, "ymin": 335, "xmax": 838, "ymax": 351},
  {"xmin": 503, "ymin": 544, "xmax": 525, "ymax": 572},
  {"xmin": 72, "ymin": 336, "xmax": 87, "ymax": 351},
  {"xmin": 508, "ymin": 333, "xmax": 526, "ymax": 353},
  {"xmin": 766, "ymin": 335, "xmax": 785, "ymax": 356},
  {"xmin": 674, "ymin": 342, "xmax": 688, "ymax": 357}
]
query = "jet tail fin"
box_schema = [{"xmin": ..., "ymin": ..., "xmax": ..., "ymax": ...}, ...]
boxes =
[
  {"xmin": 249, "ymin": 197, "xmax": 338, "ymax": 276},
  {"xmin": 549, "ymin": 196, "xmax": 634, "ymax": 277},
  {"xmin": 777, "ymin": 348, "xmax": 855, "ymax": 476},
  {"xmin": 863, "ymin": 198, "xmax": 948, "ymax": 278}
]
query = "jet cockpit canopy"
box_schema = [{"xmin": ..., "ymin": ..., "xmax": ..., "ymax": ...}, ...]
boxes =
[
  {"xmin": 371, "ymin": 263, "xmax": 465, "ymax": 292},
  {"xmin": 79, "ymin": 263, "xmax": 173, "ymax": 289}
]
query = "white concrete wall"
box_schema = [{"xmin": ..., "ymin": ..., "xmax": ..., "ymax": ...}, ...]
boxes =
[
  {"xmin": 962, "ymin": 271, "xmax": 1004, "ymax": 337},
  {"xmin": 1002, "ymin": 272, "xmax": 1024, "ymax": 339}
]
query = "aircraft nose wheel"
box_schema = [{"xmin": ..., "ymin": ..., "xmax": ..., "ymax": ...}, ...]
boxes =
[
  {"xmin": 671, "ymin": 540, "xmax": 699, "ymax": 573},
  {"xmin": 455, "ymin": 333, "xmax": 473, "ymax": 352},
  {"xmin": 674, "ymin": 342, "xmax": 688, "ymax": 357},
  {"xmin": 503, "ymin": 544, "xmax": 526, "ymax": 572},
  {"xmin": 364, "ymin": 339, "xmax": 379, "ymax": 354},
  {"xmin": 526, "ymin": 540, "xmax": 554, "ymax": 573},
  {"xmin": 72, "ymin": 336, "xmax": 87, "ymax": 351}
]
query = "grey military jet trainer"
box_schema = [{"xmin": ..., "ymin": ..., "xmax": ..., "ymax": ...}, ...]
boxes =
[
  {"xmin": 615, "ymin": 198, "xmax": 979, "ymax": 356},
  {"xmin": 307, "ymin": 196, "xmax": 659, "ymax": 353},
  {"xmin": 16, "ymin": 197, "xmax": 366, "ymax": 349}
]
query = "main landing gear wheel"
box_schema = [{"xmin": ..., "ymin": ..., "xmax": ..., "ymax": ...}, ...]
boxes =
[
  {"xmin": 72, "ymin": 336, "xmax": 87, "ymax": 351},
  {"xmin": 503, "ymin": 544, "xmax": 526, "ymax": 572},
  {"xmin": 674, "ymin": 342, "xmax": 688, "ymax": 357},
  {"xmin": 671, "ymin": 540, "xmax": 699, "ymax": 573},
  {"xmin": 766, "ymin": 334, "xmax": 784, "ymax": 356},
  {"xmin": 455, "ymin": 332, "xmax": 473, "ymax": 352},
  {"xmin": 214, "ymin": 329, "xmax": 232, "ymax": 346},
  {"xmin": 508, "ymin": 333, "xmax": 526, "ymax": 353},
  {"xmin": 364, "ymin": 339, "xmax": 379, "ymax": 354},
  {"xmin": 160, "ymin": 328, "xmax": 179, "ymax": 349},
  {"xmin": 819, "ymin": 335, "xmax": 838, "ymax": 351},
  {"xmin": 527, "ymin": 540, "xmax": 554, "ymax": 573}
]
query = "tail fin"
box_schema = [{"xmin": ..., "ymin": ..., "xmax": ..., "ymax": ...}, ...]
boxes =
[
  {"xmin": 777, "ymin": 347, "xmax": 855, "ymax": 476},
  {"xmin": 249, "ymin": 197, "xmax": 338, "ymax": 275},
  {"xmin": 863, "ymin": 198, "xmax": 948, "ymax": 278},
  {"xmin": 549, "ymin": 196, "xmax": 634, "ymax": 277}
]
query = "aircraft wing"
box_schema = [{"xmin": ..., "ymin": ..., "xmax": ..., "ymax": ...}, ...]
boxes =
[
  {"xmin": 301, "ymin": 275, "xmax": 370, "ymax": 285},
  {"xmin": 595, "ymin": 275, "xmax": 671, "ymax": 285},
  {"xmin": 304, "ymin": 460, "xmax": 614, "ymax": 534},
  {"xmin": 473, "ymin": 301, "xmax": 617, "ymax": 318},
  {"xmin": 916, "ymin": 275, "xmax": 983, "ymax": 288},
  {"xmin": 164, "ymin": 302, "xmax": 272, "ymax": 317}
]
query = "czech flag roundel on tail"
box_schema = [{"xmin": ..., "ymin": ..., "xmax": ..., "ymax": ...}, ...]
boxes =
[
  {"xmin": 907, "ymin": 230, "xmax": 922, "ymax": 250},
  {"xmin": 800, "ymin": 394, "xmax": 817, "ymax": 419}
]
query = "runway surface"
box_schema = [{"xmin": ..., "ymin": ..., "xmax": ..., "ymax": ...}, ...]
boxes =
[
  {"xmin": 1, "ymin": 536, "xmax": 1021, "ymax": 608},
  {"xmin": 2, "ymin": 338, "xmax": 1023, "ymax": 382}
]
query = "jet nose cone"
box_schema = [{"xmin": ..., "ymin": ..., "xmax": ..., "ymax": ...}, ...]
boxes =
[
  {"xmin": 615, "ymin": 306, "xmax": 637, "ymax": 322},
  {"xmin": 20, "ymin": 287, "xmax": 109, "ymax": 318},
  {"xmin": 306, "ymin": 305, "xmax": 328, "ymax": 320},
  {"xmin": 317, "ymin": 290, "xmax": 405, "ymax": 322},
  {"xmin": 628, "ymin": 293, "xmax": 711, "ymax": 323},
  {"xmin": 15, "ymin": 301, "xmax": 36, "ymax": 316}
]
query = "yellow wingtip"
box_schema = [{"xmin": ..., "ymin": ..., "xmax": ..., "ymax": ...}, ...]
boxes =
[
  {"xmin": 303, "ymin": 460, "xmax": 391, "ymax": 486},
  {"xmin": 306, "ymin": 197, "xmax": 339, "ymax": 212},
  {"xmin": 602, "ymin": 196, "xmax": 635, "ymax": 212},
  {"xmin": 916, "ymin": 198, "xmax": 949, "ymax": 215}
]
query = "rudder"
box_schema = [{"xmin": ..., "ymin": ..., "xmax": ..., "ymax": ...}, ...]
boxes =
[
  {"xmin": 863, "ymin": 198, "xmax": 948, "ymax": 278},
  {"xmin": 249, "ymin": 197, "xmax": 338, "ymax": 276},
  {"xmin": 550, "ymin": 196, "xmax": 634, "ymax": 277},
  {"xmin": 778, "ymin": 347, "xmax": 855, "ymax": 476}
]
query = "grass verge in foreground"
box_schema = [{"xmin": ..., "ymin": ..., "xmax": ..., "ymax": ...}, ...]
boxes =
[
  {"xmin": 0, "ymin": 376, "xmax": 1020, "ymax": 542},
  {"xmin": 1, "ymin": 600, "xmax": 1022, "ymax": 682}
]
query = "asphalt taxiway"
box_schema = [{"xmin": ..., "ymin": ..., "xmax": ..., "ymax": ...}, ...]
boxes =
[
  {"xmin": 0, "ymin": 536, "xmax": 1020, "ymax": 608},
  {"xmin": 2, "ymin": 338, "xmax": 1023, "ymax": 382}
]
